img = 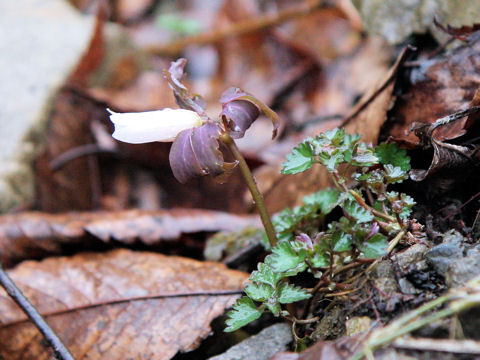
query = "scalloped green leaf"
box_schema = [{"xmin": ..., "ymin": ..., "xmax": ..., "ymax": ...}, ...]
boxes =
[
  {"xmin": 245, "ymin": 282, "xmax": 273, "ymax": 302},
  {"xmin": 344, "ymin": 199, "xmax": 374, "ymax": 223},
  {"xmin": 250, "ymin": 263, "xmax": 283, "ymax": 288},
  {"xmin": 265, "ymin": 242, "xmax": 307, "ymax": 273},
  {"xmin": 360, "ymin": 233, "xmax": 388, "ymax": 259},
  {"xmin": 225, "ymin": 297, "xmax": 264, "ymax": 332},
  {"xmin": 277, "ymin": 283, "xmax": 311, "ymax": 304},
  {"xmin": 332, "ymin": 231, "xmax": 352, "ymax": 252},
  {"xmin": 281, "ymin": 141, "xmax": 314, "ymax": 174},
  {"xmin": 309, "ymin": 249, "xmax": 330, "ymax": 268},
  {"xmin": 375, "ymin": 143, "xmax": 411, "ymax": 171},
  {"xmin": 384, "ymin": 164, "xmax": 408, "ymax": 184},
  {"xmin": 303, "ymin": 188, "xmax": 341, "ymax": 215}
]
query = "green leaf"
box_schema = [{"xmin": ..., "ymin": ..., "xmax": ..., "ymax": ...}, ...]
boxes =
[
  {"xmin": 344, "ymin": 199, "xmax": 374, "ymax": 223},
  {"xmin": 384, "ymin": 164, "xmax": 408, "ymax": 183},
  {"xmin": 309, "ymin": 246, "xmax": 330, "ymax": 267},
  {"xmin": 265, "ymin": 297, "xmax": 281, "ymax": 316},
  {"xmin": 273, "ymin": 208, "xmax": 296, "ymax": 233},
  {"xmin": 245, "ymin": 282, "xmax": 273, "ymax": 302},
  {"xmin": 276, "ymin": 283, "xmax": 311, "ymax": 304},
  {"xmin": 360, "ymin": 233, "xmax": 388, "ymax": 259},
  {"xmin": 351, "ymin": 152, "xmax": 379, "ymax": 167},
  {"xmin": 225, "ymin": 297, "xmax": 264, "ymax": 332},
  {"xmin": 318, "ymin": 150, "xmax": 344, "ymax": 172},
  {"xmin": 375, "ymin": 143, "xmax": 411, "ymax": 171},
  {"xmin": 322, "ymin": 128, "xmax": 346, "ymax": 145},
  {"xmin": 265, "ymin": 241, "xmax": 307, "ymax": 273},
  {"xmin": 303, "ymin": 188, "xmax": 341, "ymax": 215},
  {"xmin": 332, "ymin": 231, "xmax": 352, "ymax": 252},
  {"xmin": 281, "ymin": 141, "xmax": 314, "ymax": 174},
  {"xmin": 283, "ymin": 261, "xmax": 308, "ymax": 277},
  {"xmin": 250, "ymin": 263, "xmax": 283, "ymax": 288}
]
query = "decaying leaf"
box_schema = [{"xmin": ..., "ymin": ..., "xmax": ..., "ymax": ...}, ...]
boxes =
[
  {"xmin": 385, "ymin": 35, "xmax": 480, "ymax": 147},
  {"xmin": 271, "ymin": 336, "xmax": 360, "ymax": 360},
  {"xmin": 0, "ymin": 249, "xmax": 248, "ymax": 360},
  {"xmin": 0, "ymin": 209, "xmax": 261, "ymax": 267}
]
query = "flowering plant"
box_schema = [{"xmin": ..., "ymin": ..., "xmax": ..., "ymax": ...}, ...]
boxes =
[{"xmin": 109, "ymin": 58, "xmax": 280, "ymax": 246}]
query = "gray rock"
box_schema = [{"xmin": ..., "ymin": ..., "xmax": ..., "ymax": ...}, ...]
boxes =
[
  {"xmin": 353, "ymin": 0, "xmax": 480, "ymax": 44},
  {"xmin": 208, "ymin": 323, "xmax": 292, "ymax": 360},
  {"xmin": 426, "ymin": 230, "xmax": 465, "ymax": 276},
  {"xmin": 398, "ymin": 278, "xmax": 419, "ymax": 295},
  {"xmin": 0, "ymin": 0, "xmax": 94, "ymax": 211},
  {"xmin": 391, "ymin": 244, "xmax": 429, "ymax": 273},
  {"xmin": 445, "ymin": 251, "xmax": 480, "ymax": 288}
]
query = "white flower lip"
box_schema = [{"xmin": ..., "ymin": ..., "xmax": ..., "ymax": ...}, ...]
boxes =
[{"xmin": 108, "ymin": 108, "xmax": 204, "ymax": 144}]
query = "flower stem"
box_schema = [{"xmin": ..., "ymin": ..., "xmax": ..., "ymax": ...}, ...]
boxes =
[
  {"xmin": 0, "ymin": 262, "xmax": 75, "ymax": 360},
  {"xmin": 221, "ymin": 133, "xmax": 278, "ymax": 247}
]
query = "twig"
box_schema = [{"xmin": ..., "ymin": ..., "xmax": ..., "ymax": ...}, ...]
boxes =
[
  {"xmin": 0, "ymin": 263, "xmax": 75, "ymax": 360},
  {"xmin": 148, "ymin": 0, "xmax": 325, "ymax": 55},
  {"xmin": 50, "ymin": 144, "xmax": 116, "ymax": 171},
  {"xmin": 393, "ymin": 337, "xmax": 480, "ymax": 355}
]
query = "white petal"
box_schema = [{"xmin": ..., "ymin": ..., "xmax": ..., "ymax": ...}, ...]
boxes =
[{"xmin": 108, "ymin": 108, "xmax": 204, "ymax": 144}]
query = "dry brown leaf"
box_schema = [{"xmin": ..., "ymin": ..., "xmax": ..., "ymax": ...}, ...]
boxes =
[
  {"xmin": 34, "ymin": 88, "xmax": 108, "ymax": 212},
  {"xmin": 0, "ymin": 209, "xmax": 260, "ymax": 268},
  {"xmin": 385, "ymin": 36, "xmax": 480, "ymax": 147},
  {"xmin": 271, "ymin": 336, "xmax": 360, "ymax": 360},
  {"xmin": 68, "ymin": 2, "xmax": 106, "ymax": 87},
  {"xmin": 0, "ymin": 249, "xmax": 248, "ymax": 360}
]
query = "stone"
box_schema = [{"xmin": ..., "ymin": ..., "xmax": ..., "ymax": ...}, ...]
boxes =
[
  {"xmin": 345, "ymin": 316, "xmax": 372, "ymax": 336},
  {"xmin": 391, "ymin": 244, "xmax": 429, "ymax": 273},
  {"xmin": 426, "ymin": 230, "xmax": 465, "ymax": 277},
  {"xmin": 352, "ymin": 0, "xmax": 480, "ymax": 44},
  {"xmin": 0, "ymin": 0, "xmax": 94, "ymax": 211},
  {"xmin": 208, "ymin": 323, "xmax": 292, "ymax": 360},
  {"xmin": 445, "ymin": 251, "xmax": 480, "ymax": 288}
]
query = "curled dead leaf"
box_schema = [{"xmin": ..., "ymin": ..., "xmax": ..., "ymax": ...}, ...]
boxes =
[{"xmin": 0, "ymin": 209, "xmax": 261, "ymax": 267}]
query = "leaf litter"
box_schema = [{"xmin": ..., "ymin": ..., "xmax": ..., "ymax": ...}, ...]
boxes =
[{"xmin": 2, "ymin": 1, "xmax": 480, "ymax": 359}]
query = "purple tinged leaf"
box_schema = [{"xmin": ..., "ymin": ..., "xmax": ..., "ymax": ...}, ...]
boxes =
[
  {"xmin": 169, "ymin": 122, "xmax": 236, "ymax": 183},
  {"xmin": 220, "ymin": 87, "xmax": 279, "ymax": 139},
  {"xmin": 163, "ymin": 58, "xmax": 206, "ymax": 116}
]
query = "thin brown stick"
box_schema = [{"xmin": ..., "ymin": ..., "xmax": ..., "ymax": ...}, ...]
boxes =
[
  {"xmin": 0, "ymin": 263, "xmax": 75, "ymax": 360},
  {"xmin": 149, "ymin": 0, "xmax": 325, "ymax": 55}
]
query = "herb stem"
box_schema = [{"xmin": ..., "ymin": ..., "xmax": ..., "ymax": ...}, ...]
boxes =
[
  {"xmin": 349, "ymin": 190, "xmax": 395, "ymax": 222},
  {"xmin": 0, "ymin": 262, "xmax": 75, "ymax": 360},
  {"xmin": 221, "ymin": 133, "xmax": 278, "ymax": 247}
]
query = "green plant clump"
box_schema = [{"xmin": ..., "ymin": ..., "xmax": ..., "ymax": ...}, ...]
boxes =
[{"xmin": 225, "ymin": 128, "xmax": 415, "ymax": 332}]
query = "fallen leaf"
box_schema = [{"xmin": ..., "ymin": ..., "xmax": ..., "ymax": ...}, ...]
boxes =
[
  {"xmin": 385, "ymin": 36, "xmax": 480, "ymax": 147},
  {"xmin": 434, "ymin": 17, "xmax": 480, "ymax": 42},
  {"xmin": 0, "ymin": 209, "xmax": 261, "ymax": 268},
  {"xmin": 34, "ymin": 88, "xmax": 107, "ymax": 212},
  {"xmin": 0, "ymin": 249, "xmax": 248, "ymax": 360},
  {"xmin": 271, "ymin": 336, "xmax": 360, "ymax": 360}
]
